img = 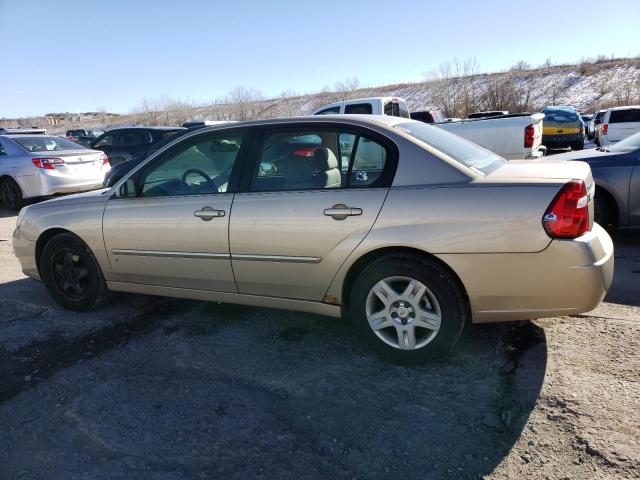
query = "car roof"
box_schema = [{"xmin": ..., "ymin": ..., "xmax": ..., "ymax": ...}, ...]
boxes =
[
  {"xmin": 605, "ymin": 105, "xmax": 640, "ymax": 111},
  {"xmin": 106, "ymin": 126, "xmax": 186, "ymax": 132},
  {"xmin": 192, "ymin": 115, "xmax": 412, "ymax": 132}
]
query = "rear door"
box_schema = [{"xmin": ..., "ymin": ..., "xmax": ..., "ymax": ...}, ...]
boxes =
[
  {"xmin": 229, "ymin": 123, "xmax": 397, "ymax": 301},
  {"xmin": 607, "ymin": 109, "xmax": 640, "ymax": 143}
]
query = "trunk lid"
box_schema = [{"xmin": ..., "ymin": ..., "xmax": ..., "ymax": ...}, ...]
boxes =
[{"xmin": 36, "ymin": 149, "xmax": 106, "ymax": 174}]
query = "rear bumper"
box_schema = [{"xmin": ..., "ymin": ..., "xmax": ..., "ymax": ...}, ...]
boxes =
[
  {"xmin": 16, "ymin": 171, "xmax": 105, "ymax": 199},
  {"xmin": 542, "ymin": 133, "xmax": 583, "ymax": 148},
  {"xmin": 437, "ymin": 224, "xmax": 614, "ymax": 323}
]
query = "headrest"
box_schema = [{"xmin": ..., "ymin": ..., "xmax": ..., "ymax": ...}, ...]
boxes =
[
  {"xmin": 278, "ymin": 154, "xmax": 314, "ymax": 182},
  {"xmin": 311, "ymin": 147, "xmax": 338, "ymax": 171}
]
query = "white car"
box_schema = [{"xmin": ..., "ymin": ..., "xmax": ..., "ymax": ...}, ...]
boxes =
[
  {"xmin": 0, "ymin": 134, "xmax": 109, "ymax": 210},
  {"xmin": 600, "ymin": 106, "xmax": 640, "ymax": 147}
]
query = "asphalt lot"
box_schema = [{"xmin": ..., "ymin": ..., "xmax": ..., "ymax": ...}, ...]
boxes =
[{"xmin": 0, "ymin": 204, "xmax": 638, "ymax": 480}]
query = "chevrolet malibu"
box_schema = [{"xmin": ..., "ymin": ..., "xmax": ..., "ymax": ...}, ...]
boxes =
[{"xmin": 12, "ymin": 116, "xmax": 614, "ymax": 362}]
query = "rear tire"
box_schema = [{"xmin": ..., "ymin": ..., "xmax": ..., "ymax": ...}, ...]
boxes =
[
  {"xmin": 571, "ymin": 141, "xmax": 584, "ymax": 151},
  {"xmin": 40, "ymin": 233, "xmax": 112, "ymax": 311},
  {"xmin": 349, "ymin": 255, "xmax": 467, "ymax": 364},
  {"xmin": 0, "ymin": 177, "xmax": 24, "ymax": 211}
]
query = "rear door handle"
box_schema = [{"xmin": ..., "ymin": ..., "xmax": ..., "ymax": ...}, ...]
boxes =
[
  {"xmin": 324, "ymin": 204, "xmax": 363, "ymax": 220},
  {"xmin": 194, "ymin": 206, "xmax": 225, "ymax": 221}
]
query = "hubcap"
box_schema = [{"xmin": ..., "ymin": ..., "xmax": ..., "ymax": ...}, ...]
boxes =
[
  {"xmin": 366, "ymin": 276, "xmax": 442, "ymax": 350},
  {"xmin": 52, "ymin": 249, "xmax": 89, "ymax": 299}
]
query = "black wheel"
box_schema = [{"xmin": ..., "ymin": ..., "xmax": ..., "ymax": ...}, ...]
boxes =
[
  {"xmin": 349, "ymin": 255, "xmax": 467, "ymax": 364},
  {"xmin": 594, "ymin": 195, "xmax": 614, "ymax": 229},
  {"xmin": 571, "ymin": 141, "xmax": 584, "ymax": 151},
  {"xmin": 40, "ymin": 233, "xmax": 111, "ymax": 311},
  {"xmin": 0, "ymin": 177, "xmax": 24, "ymax": 211}
]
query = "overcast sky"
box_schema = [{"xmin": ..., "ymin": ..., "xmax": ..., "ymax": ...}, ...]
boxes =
[{"xmin": 1, "ymin": 0, "xmax": 639, "ymax": 117}]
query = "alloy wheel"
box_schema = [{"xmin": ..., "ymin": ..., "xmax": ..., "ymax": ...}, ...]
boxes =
[
  {"xmin": 365, "ymin": 276, "xmax": 442, "ymax": 350},
  {"xmin": 1, "ymin": 181, "xmax": 20, "ymax": 209}
]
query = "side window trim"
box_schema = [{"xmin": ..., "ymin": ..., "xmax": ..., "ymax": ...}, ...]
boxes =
[
  {"xmin": 115, "ymin": 126, "xmax": 254, "ymax": 199},
  {"xmin": 238, "ymin": 123, "xmax": 399, "ymax": 193}
]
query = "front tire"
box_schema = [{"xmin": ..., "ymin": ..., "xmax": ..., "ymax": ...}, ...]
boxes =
[
  {"xmin": 349, "ymin": 255, "xmax": 467, "ymax": 364},
  {"xmin": 0, "ymin": 177, "xmax": 24, "ymax": 211},
  {"xmin": 594, "ymin": 195, "xmax": 614, "ymax": 229},
  {"xmin": 41, "ymin": 233, "xmax": 111, "ymax": 311}
]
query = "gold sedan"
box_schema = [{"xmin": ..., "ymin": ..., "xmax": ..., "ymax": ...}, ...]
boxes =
[{"xmin": 12, "ymin": 116, "xmax": 614, "ymax": 363}]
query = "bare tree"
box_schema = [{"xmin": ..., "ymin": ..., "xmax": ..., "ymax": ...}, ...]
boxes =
[
  {"xmin": 427, "ymin": 58, "xmax": 480, "ymax": 118},
  {"xmin": 333, "ymin": 77, "xmax": 361, "ymax": 100},
  {"xmin": 226, "ymin": 86, "xmax": 264, "ymax": 120}
]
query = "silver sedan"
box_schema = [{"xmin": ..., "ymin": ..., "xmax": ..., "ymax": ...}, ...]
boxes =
[{"xmin": 12, "ymin": 116, "xmax": 614, "ymax": 362}]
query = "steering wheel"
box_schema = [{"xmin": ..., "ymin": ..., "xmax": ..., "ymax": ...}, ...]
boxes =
[{"xmin": 181, "ymin": 168, "xmax": 213, "ymax": 191}]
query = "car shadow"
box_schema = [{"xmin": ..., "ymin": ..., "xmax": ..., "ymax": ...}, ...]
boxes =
[{"xmin": 0, "ymin": 274, "xmax": 547, "ymax": 479}]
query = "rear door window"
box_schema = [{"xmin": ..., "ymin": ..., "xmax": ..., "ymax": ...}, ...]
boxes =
[
  {"xmin": 609, "ymin": 109, "xmax": 640, "ymax": 123},
  {"xmin": 118, "ymin": 130, "xmax": 152, "ymax": 147},
  {"xmin": 344, "ymin": 103, "xmax": 373, "ymax": 115},
  {"xmin": 249, "ymin": 127, "xmax": 393, "ymax": 192}
]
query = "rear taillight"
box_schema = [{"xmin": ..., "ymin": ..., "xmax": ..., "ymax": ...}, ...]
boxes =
[
  {"xmin": 542, "ymin": 180, "xmax": 589, "ymax": 239},
  {"xmin": 524, "ymin": 124, "xmax": 535, "ymax": 148},
  {"xmin": 100, "ymin": 153, "xmax": 109, "ymax": 167},
  {"xmin": 32, "ymin": 157, "xmax": 65, "ymax": 170},
  {"xmin": 601, "ymin": 124, "xmax": 608, "ymax": 135}
]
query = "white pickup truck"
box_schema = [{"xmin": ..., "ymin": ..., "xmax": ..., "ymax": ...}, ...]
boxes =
[
  {"xmin": 312, "ymin": 97, "xmax": 545, "ymax": 160},
  {"xmin": 435, "ymin": 113, "xmax": 546, "ymax": 160}
]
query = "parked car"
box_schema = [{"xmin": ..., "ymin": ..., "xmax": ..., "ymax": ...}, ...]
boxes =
[
  {"xmin": 541, "ymin": 106, "xmax": 584, "ymax": 150},
  {"xmin": 467, "ymin": 111, "xmax": 509, "ymax": 119},
  {"xmin": 90, "ymin": 127, "xmax": 185, "ymax": 165},
  {"xmin": 580, "ymin": 114, "xmax": 593, "ymax": 130},
  {"xmin": 102, "ymin": 126, "xmax": 206, "ymax": 187},
  {"xmin": 435, "ymin": 113, "xmax": 546, "ymax": 159},
  {"xmin": 312, "ymin": 97, "xmax": 410, "ymax": 118},
  {"xmin": 410, "ymin": 111, "xmax": 445, "ymax": 123},
  {"xmin": 0, "ymin": 128, "xmax": 47, "ymax": 135},
  {"xmin": 12, "ymin": 116, "xmax": 613, "ymax": 363},
  {"xmin": 0, "ymin": 134, "xmax": 109, "ymax": 210},
  {"xmin": 599, "ymin": 106, "xmax": 640, "ymax": 147},
  {"xmin": 588, "ymin": 110, "xmax": 606, "ymax": 141},
  {"xmin": 552, "ymin": 130, "xmax": 640, "ymax": 228}
]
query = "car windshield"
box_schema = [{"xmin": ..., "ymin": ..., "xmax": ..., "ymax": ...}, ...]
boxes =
[
  {"xmin": 12, "ymin": 136, "xmax": 87, "ymax": 152},
  {"xmin": 394, "ymin": 121, "xmax": 505, "ymax": 175},
  {"xmin": 609, "ymin": 131, "xmax": 640, "ymax": 153}
]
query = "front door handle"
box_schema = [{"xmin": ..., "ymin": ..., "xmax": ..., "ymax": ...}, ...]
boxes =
[
  {"xmin": 324, "ymin": 204, "xmax": 363, "ymax": 220},
  {"xmin": 194, "ymin": 206, "xmax": 225, "ymax": 221}
]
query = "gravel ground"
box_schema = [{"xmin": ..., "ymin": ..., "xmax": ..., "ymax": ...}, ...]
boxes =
[{"xmin": 0, "ymin": 207, "xmax": 638, "ymax": 480}]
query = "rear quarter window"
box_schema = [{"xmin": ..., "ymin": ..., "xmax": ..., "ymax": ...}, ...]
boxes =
[{"xmin": 609, "ymin": 109, "xmax": 640, "ymax": 123}]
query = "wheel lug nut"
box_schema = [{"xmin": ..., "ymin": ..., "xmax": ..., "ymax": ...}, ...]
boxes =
[
  {"xmin": 391, "ymin": 312, "xmax": 398, "ymax": 318},
  {"xmin": 409, "ymin": 312, "xmax": 415, "ymax": 318}
]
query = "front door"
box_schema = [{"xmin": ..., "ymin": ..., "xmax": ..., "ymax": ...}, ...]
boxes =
[
  {"xmin": 103, "ymin": 127, "xmax": 251, "ymax": 291},
  {"xmin": 229, "ymin": 124, "xmax": 396, "ymax": 301}
]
